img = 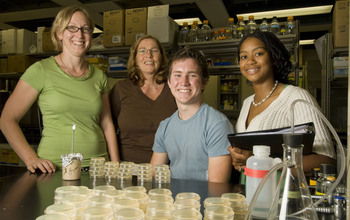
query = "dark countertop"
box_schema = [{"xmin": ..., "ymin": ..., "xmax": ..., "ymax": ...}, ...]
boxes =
[{"xmin": 0, "ymin": 170, "xmax": 242, "ymax": 220}]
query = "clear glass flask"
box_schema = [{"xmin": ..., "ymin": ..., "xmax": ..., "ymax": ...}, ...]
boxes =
[{"xmin": 267, "ymin": 134, "xmax": 318, "ymax": 219}]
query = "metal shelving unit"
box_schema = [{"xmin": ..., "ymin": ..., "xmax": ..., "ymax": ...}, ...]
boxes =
[{"xmin": 177, "ymin": 22, "xmax": 300, "ymax": 119}]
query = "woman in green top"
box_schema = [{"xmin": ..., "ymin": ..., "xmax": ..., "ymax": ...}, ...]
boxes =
[{"xmin": 0, "ymin": 5, "xmax": 120, "ymax": 173}]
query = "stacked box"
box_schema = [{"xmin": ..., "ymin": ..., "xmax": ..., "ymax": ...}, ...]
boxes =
[
  {"xmin": 147, "ymin": 5, "xmax": 178, "ymax": 44},
  {"xmin": 103, "ymin": 10, "xmax": 125, "ymax": 47},
  {"xmin": 17, "ymin": 29, "xmax": 37, "ymax": 54},
  {"xmin": 125, "ymin": 7, "xmax": 147, "ymax": 46},
  {"xmin": 0, "ymin": 58, "xmax": 7, "ymax": 73},
  {"xmin": 1, "ymin": 29, "xmax": 17, "ymax": 54},
  {"xmin": 333, "ymin": 0, "xmax": 349, "ymax": 48},
  {"xmin": 42, "ymin": 28, "xmax": 55, "ymax": 52},
  {"xmin": 37, "ymin": 27, "xmax": 46, "ymax": 53}
]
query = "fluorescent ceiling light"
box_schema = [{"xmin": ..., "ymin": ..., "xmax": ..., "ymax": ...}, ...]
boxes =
[
  {"xmin": 174, "ymin": 18, "xmax": 202, "ymax": 26},
  {"xmin": 300, "ymin": 39, "xmax": 315, "ymax": 45},
  {"xmin": 237, "ymin": 5, "xmax": 333, "ymax": 20}
]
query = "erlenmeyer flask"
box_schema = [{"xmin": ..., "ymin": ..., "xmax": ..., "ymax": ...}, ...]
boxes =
[{"xmin": 268, "ymin": 134, "xmax": 318, "ymax": 219}]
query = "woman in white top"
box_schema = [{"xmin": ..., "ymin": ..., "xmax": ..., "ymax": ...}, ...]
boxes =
[{"xmin": 228, "ymin": 32, "xmax": 335, "ymax": 175}]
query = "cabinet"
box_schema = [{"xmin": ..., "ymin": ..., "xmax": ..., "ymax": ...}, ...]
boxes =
[
  {"xmin": 178, "ymin": 21, "xmax": 300, "ymax": 120},
  {"xmin": 320, "ymin": 33, "xmax": 348, "ymax": 142}
]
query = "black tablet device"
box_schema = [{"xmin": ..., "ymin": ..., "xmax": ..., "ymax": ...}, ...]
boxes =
[{"xmin": 227, "ymin": 122, "xmax": 315, "ymax": 158}]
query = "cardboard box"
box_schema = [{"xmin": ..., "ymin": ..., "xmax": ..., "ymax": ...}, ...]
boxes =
[
  {"xmin": 42, "ymin": 28, "xmax": 55, "ymax": 52},
  {"xmin": 125, "ymin": 7, "xmax": 147, "ymax": 46},
  {"xmin": 3, "ymin": 29, "xmax": 17, "ymax": 54},
  {"xmin": 148, "ymin": 5, "xmax": 169, "ymax": 19},
  {"xmin": 147, "ymin": 16, "xmax": 178, "ymax": 44},
  {"xmin": 36, "ymin": 27, "xmax": 46, "ymax": 53},
  {"xmin": 7, "ymin": 55, "xmax": 37, "ymax": 73},
  {"xmin": 103, "ymin": 10, "xmax": 125, "ymax": 47},
  {"xmin": 0, "ymin": 58, "xmax": 7, "ymax": 73},
  {"xmin": 17, "ymin": 29, "xmax": 37, "ymax": 54},
  {"xmin": 1, "ymin": 30, "xmax": 7, "ymax": 54},
  {"xmin": 333, "ymin": 0, "xmax": 349, "ymax": 48}
]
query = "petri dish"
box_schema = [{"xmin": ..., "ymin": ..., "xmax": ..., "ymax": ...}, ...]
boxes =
[
  {"xmin": 204, "ymin": 205, "xmax": 234, "ymax": 220},
  {"xmin": 124, "ymin": 186, "xmax": 147, "ymax": 194},
  {"xmin": 146, "ymin": 201, "xmax": 174, "ymax": 219},
  {"xmin": 174, "ymin": 199, "xmax": 201, "ymax": 211},
  {"xmin": 203, "ymin": 197, "xmax": 230, "ymax": 209},
  {"xmin": 36, "ymin": 213, "xmax": 69, "ymax": 220},
  {"xmin": 88, "ymin": 195, "xmax": 115, "ymax": 209},
  {"xmin": 149, "ymin": 194, "xmax": 174, "ymax": 204},
  {"xmin": 113, "ymin": 197, "xmax": 140, "ymax": 211},
  {"xmin": 171, "ymin": 209, "xmax": 202, "ymax": 220},
  {"xmin": 114, "ymin": 207, "xmax": 145, "ymax": 220},
  {"xmin": 93, "ymin": 185, "xmax": 116, "ymax": 195},
  {"xmin": 175, "ymin": 192, "xmax": 200, "ymax": 202},
  {"xmin": 148, "ymin": 188, "xmax": 172, "ymax": 197},
  {"xmin": 44, "ymin": 203, "xmax": 76, "ymax": 219},
  {"xmin": 81, "ymin": 206, "xmax": 113, "ymax": 220}
]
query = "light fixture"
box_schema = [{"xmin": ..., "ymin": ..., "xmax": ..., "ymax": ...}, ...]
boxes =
[
  {"xmin": 93, "ymin": 27, "xmax": 102, "ymax": 34},
  {"xmin": 237, "ymin": 5, "xmax": 333, "ymax": 20},
  {"xmin": 299, "ymin": 39, "xmax": 315, "ymax": 45},
  {"xmin": 174, "ymin": 18, "xmax": 202, "ymax": 26}
]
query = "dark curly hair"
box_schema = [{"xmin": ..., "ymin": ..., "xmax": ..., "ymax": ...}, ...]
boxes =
[
  {"xmin": 168, "ymin": 46, "xmax": 209, "ymax": 85},
  {"xmin": 237, "ymin": 31, "xmax": 293, "ymax": 84},
  {"xmin": 127, "ymin": 35, "xmax": 168, "ymax": 87}
]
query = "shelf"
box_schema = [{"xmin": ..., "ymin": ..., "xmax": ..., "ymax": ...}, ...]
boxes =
[
  {"xmin": 106, "ymin": 70, "xmax": 128, "ymax": 78},
  {"xmin": 0, "ymin": 72, "xmax": 22, "ymax": 79}
]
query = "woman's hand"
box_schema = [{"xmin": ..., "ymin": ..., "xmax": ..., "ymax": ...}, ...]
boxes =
[
  {"xmin": 26, "ymin": 158, "xmax": 56, "ymax": 174},
  {"xmin": 227, "ymin": 146, "xmax": 253, "ymax": 172}
]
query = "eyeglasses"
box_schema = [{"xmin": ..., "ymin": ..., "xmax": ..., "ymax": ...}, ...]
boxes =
[
  {"xmin": 137, "ymin": 48, "xmax": 160, "ymax": 55},
  {"xmin": 65, "ymin": 26, "xmax": 92, "ymax": 34}
]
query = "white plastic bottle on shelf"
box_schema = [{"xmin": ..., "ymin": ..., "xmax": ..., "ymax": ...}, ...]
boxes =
[
  {"xmin": 226, "ymin": 17, "xmax": 237, "ymax": 39},
  {"xmin": 236, "ymin": 16, "xmax": 246, "ymax": 38},
  {"xmin": 189, "ymin": 21, "xmax": 200, "ymax": 42},
  {"xmin": 179, "ymin": 22, "xmax": 189, "ymax": 43},
  {"xmin": 259, "ymin": 17, "xmax": 269, "ymax": 32},
  {"xmin": 200, "ymin": 20, "xmax": 212, "ymax": 41},
  {"xmin": 287, "ymin": 16, "xmax": 295, "ymax": 35},
  {"xmin": 247, "ymin": 15, "xmax": 257, "ymax": 34},
  {"xmin": 245, "ymin": 145, "xmax": 281, "ymax": 219},
  {"xmin": 269, "ymin": 16, "xmax": 280, "ymax": 35}
]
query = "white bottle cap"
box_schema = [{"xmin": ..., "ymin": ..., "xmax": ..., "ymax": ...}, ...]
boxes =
[{"xmin": 253, "ymin": 145, "xmax": 270, "ymax": 156}]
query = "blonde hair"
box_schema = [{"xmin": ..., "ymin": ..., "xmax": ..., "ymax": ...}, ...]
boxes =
[
  {"xmin": 127, "ymin": 35, "xmax": 168, "ymax": 87},
  {"xmin": 51, "ymin": 5, "xmax": 94, "ymax": 51}
]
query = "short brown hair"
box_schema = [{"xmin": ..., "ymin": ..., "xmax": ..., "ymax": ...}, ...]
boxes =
[
  {"xmin": 168, "ymin": 46, "xmax": 209, "ymax": 84},
  {"xmin": 127, "ymin": 35, "xmax": 168, "ymax": 87},
  {"xmin": 51, "ymin": 5, "xmax": 94, "ymax": 51}
]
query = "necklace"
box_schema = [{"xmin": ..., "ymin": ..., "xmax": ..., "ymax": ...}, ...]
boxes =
[
  {"xmin": 252, "ymin": 80, "xmax": 279, "ymax": 107},
  {"xmin": 59, "ymin": 54, "xmax": 87, "ymax": 77}
]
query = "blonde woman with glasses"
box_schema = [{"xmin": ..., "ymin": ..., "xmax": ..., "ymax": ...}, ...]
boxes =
[
  {"xmin": 0, "ymin": 5, "xmax": 119, "ymax": 173},
  {"xmin": 110, "ymin": 35, "xmax": 177, "ymax": 163}
]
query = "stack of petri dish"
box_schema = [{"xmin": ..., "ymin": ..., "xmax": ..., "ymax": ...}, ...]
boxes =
[
  {"xmin": 89, "ymin": 157, "xmax": 105, "ymax": 178},
  {"xmin": 203, "ymin": 205, "xmax": 234, "ymax": 220},
  {"xmin": 221, "ymin": 193, "xmax": 248, "ymax": 220},
  {"xmin": 35, "ymin": 213, "xmax": 69, "ymax": 220},
  {"xmin": 93, "ymin": 185, "xmax": 116, "ymax": 196},
  {"xmin": 117, "ymin": 161, "xmax": 135, "ymax": 181},
  {"xmin": 125, "ymin": 191, "xmax": 150, "ymax": 213},
  {"xmin": 104, "ymin": 161, "xmax": 119, "ymax": 179},
  {"xmin": 88, "ymin": 195, "xmax": 115, "ymax": 210},
  {"xmin": 44, "ymin": 203, "xmax": 76, "ymax": 220},
  {"xmin": 154, "ymin": 164, "xmax": 171, "ymax": 184},
  {"xmin": 114, "ymin": 207, "xmax": 145, "ymax": 220},
  {"xmin": 174, "ymin": 192, "xmax": 201, "ymax": 212},
  {"xmin": 171, "ymin": 209, "xmax": 202, "ymax": 220},
  {"xmin": 203, "ymin": 197, "xmax": 230, "ymax": 209},
  {"xmin": 112, "ymin": 197, "xmax": 140, "ymax": 212},
  {"xmin": 81, "ymin": 206, "xmax": 114, "ymax": 220},
  {"xmin": 146, "ymin": 201, "xmax": 174, "ymax": 220},
  {"xmin": 137, "ymin": 163, "xmax": 153, "ymax": 182},
  {"xmin": 61, "ymin": 194, "xmax": 89, "ymax": 219},
  {"xmin": 54, "ymin": 186, "xmax": 80, "ymax": 204}
]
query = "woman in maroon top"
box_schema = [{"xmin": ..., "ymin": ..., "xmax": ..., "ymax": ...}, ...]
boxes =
[{"xmin": 110, "ymin": 35, "xmax": 177, "ymax": 163}]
